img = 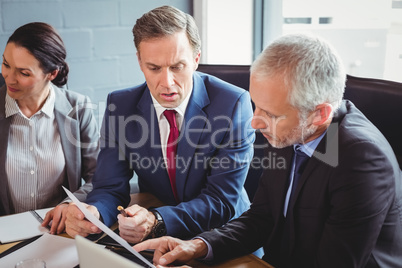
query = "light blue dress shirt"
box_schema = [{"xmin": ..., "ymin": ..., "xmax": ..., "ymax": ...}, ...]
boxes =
[{"xmin": 283, "ymin": 132, "xmax": 326, "ymax": 216}]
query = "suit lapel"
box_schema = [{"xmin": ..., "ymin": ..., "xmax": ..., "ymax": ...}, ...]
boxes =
[
  {"xmin": 136, "ymin": 75, "xmax": 210, "ymax": 202},
  {"xmin": 53, "ymin": 88, "xmax": 79, "ymax": 191},
  {"xmin": 268, "ymin": 146, "xmax": 294, "ymax": 219},
  {"xmin": 285, "ymin": 119, "xmax": 341, "ymax": 254},
  {"xmin": 288, "ymin": 119, "xmax": 340, "ymax": 209},
  {"xmin": 136, "ymin": 87, "xmax": 163, "ymax": 160},
  {"xmin": 136, "ymin": 88, "xmax": 175, "ymax": 198},
  {"xmin": 0, "ymin": 86, "xmax": 11, "ymax": 214},
  {"xmin": 175, "ymin": 74, "xmax": 210, "ymax": 201},
  {"xmin": 285, "ymin": 153, "xmax": 316, "ymax": 255},
  {"xmin": 288, "ymin": 103, "xmax": 345, "ymax": 207}
]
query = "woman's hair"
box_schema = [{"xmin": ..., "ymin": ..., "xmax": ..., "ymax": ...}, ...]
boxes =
[
  {"xmin": 7, "ymin": 22, "xmax": 69, "ymax": 87},
  {"xmin": 133, "ymin": 5, "xmax": 201, "ymax": 57},
  {"xmin": 251, "ymin": 34, "xmax": 346, "ymax": 117}
]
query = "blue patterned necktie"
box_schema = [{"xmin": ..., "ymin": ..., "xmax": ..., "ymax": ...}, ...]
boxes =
[
  {"xmin": 290, "ymin": 146, "xmax": 310, "ymax": 197},
  {"xmin": 283, "ymin": 145, "xmax": 310, "ymax": 217},
  {"xmin": 281, "ymin": 145, "xmax": 310, "ymax": 256}
]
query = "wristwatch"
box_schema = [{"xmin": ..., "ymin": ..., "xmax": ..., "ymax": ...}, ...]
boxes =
[{"xmin": 150, "ymin": 211, "xmax": 166, "ymax": 238}]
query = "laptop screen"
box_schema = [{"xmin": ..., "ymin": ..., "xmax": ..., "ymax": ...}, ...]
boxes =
[{"xmin": 75, "ymin": 235, "xmax": 153, "ymax": 268}]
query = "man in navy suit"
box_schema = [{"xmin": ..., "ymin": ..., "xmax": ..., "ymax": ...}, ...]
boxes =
[
  {"xmin": 134, "ymin": 34, "xmax": 402, "ymax": 267},
  {"xmin": 65, "ymin": 5, "xmax": 254, "ymax": 243}
]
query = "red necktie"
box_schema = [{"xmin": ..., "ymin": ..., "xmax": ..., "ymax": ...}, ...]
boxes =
[{"xmin": 163, "ymin": 110, "xmax": 179, "ymax": 202}]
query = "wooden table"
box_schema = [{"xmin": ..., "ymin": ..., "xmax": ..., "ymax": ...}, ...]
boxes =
[
  {"xmin": 0, "ymin": 193, "xmax": 273, "ymax": 268},
  {"xmin": 129, "ymin": 193, "xmax": 273, "ymax": 267}
]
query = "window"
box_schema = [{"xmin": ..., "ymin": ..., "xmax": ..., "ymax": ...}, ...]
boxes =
[
  {"xmin": 195, "ymin": 0, "xmax": 402, "ymax": 82},
  {"xmin": 282, "ymin": 0, "xmax": 402, "ymax": 82},
  {"xmin": 194, "ymin": 0, "xmax": 253, "ymax": 64}
]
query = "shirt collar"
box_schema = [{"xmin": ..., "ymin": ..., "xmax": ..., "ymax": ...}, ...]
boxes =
[
  {"xmin": 151, "ymin": 86, "xmax": 193, "ymax": 120},
  {"xmin": 41, "ymin": 85, "xmax": 55, "ymax": 117},
  {"xmin": 5, "ymin": 85, "xmax": 55, "ymax": 119},
  {"xmin": 294, "ymin": 130, "xmax": 327, "ymax": 157},
  {"xmin": 5, "ymin": 93, "xmax": 20, "ymax": 118}
]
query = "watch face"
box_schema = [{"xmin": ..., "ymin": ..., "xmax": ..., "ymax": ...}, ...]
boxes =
[
  {"xmin": 151, "ymin": 211, "xmax": 166, "ymax": 238},
  {"xmin": 154, "ymin": 222, "xmax": 166, "ymax": 237}
]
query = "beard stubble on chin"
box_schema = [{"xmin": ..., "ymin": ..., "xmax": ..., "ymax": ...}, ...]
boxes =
[{"xmin": 269, "ymin": 119, "xmax": 318, "ymax": 149}]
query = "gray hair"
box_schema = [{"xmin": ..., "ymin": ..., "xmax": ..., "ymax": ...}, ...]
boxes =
[
  {"xmin": 133, "ymin": 5, "xmax": 201, "ymax": 57},
  {"xmin": 251, "ymin": 34, "xmax": 346, "ymax": 118}
]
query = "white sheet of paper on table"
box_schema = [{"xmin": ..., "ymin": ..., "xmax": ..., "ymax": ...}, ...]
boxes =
[
  {"xmin": 0, "ymin": 207, "xmax": 52, "ymax": 244},
  {"xmin": 0, "ymin": 233, "xmax": 79, "ymax": 268},
  {"xmin": 62, "ymin": 186, "xmax": 155, "ymax": 268}
]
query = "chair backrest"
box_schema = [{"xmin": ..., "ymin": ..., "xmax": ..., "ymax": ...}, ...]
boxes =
[
  {"xmin": 197, "ymin": 64, "xmax": 262, "ymax": 201},
  {"xmin": 197, "ymin": 64, "xmax": 402, "ymax": 200},
  {"xmin": 197, "ymin": 64, "xmax": 251, "ymax": 91},
  {"xmin": 0, "ymin": 73, "xmax": 4, "ymax": 87},
  {"xmin": 344, "ymin": 75, "xmax": 402, "ymax": 166}
]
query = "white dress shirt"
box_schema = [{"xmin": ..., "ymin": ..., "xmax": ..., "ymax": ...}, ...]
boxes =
[
  {"xmin": 150, "ymin": 88, "xmax": 193, "ymax": 168},
  {"xmin": 5, "ymin": 86, "xmax": 66, "ymax": 213}
]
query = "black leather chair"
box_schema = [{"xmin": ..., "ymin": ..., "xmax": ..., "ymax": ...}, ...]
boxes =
[
  {"xmin": 0, "ymin": 73, "xmax": 4, "ymax": 87},
  {"xmin": 344, "ymin": 75, "xmax": 402, "ymax": 167},
  {"xmin": 198, "ymin": 64, "xmax": 251, "ymax": 92},
  {"xmin": 197, "ymin": 64, "xmax": 261, "ymax": 201},
  {"xmin": 197, "ymin": 64, "xmax": 402, "ymax": 200}
]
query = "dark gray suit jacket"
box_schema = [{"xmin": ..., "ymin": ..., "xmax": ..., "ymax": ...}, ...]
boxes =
[
  {"xmin": 200, "ymin": 100, "xmax": 402, "ymax": 268},
  {"xmin": 0, "ymin": 84, "xmax": 99, "ymax": 215}
]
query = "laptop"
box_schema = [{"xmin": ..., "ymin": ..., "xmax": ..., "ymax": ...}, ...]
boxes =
[{"xmin": 75, "ymin": 235, "xmax": 152, "ymax": 268}]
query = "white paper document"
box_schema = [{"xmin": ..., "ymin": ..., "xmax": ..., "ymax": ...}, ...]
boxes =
[
  {"xmin": 62, "ymin": 186, "xmax": 155, "ymax": 268},
  {"xmin": 0, "ymin": 207, "xmax": 52, "ymax": 244},
  {"xmin": 0, "ymin": 233, "xmax": 79, "ymax": 268}
]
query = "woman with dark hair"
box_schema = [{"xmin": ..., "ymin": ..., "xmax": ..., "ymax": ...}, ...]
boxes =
[{"xmin": 0, "ymin": 22, "xmax": 99, "ymax": 235}]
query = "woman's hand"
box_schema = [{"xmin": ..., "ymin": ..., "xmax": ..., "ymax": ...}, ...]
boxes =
[{"xmin": 42, "ymin": 203, "xmax": 69, "ymax": 234}]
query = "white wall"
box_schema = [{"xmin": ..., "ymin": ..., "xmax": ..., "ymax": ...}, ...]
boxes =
[{"xmin": 0, "ymin": 0, "xmax": 192, "ymax": 124}]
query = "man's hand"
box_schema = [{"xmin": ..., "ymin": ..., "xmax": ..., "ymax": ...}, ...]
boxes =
[
  {"xmin": 118, "ymin": 204, "xmax": 155, "ymax": 243},
  {"xmin": 65, "ymin": 202, "xmax": 102, "ymax": 237},
  {"xmin": 42, "ymin": 203, "xmax": 69, "ymax": 235},
  {"xmin": 134, "ymin": 236, "xmax": 208, "ymax": 266}
]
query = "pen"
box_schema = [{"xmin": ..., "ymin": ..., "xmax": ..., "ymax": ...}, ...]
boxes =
[
  {"xmin": 117, "ymin": 206, "xmax": 128, "ymax": 217},
  {"xmin": 30, "ymin": 210, "xmax": 50, "ymax": 230}
]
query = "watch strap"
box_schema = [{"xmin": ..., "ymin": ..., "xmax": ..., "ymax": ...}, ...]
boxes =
[{"xmin": 150, "ymin": 210, "xmax": 166, "ymax": 238}]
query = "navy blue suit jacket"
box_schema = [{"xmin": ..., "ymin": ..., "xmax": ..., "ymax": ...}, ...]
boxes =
[{"xmin": 86, "ymin": 72, "xmax": 255, "ymax": 238}]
